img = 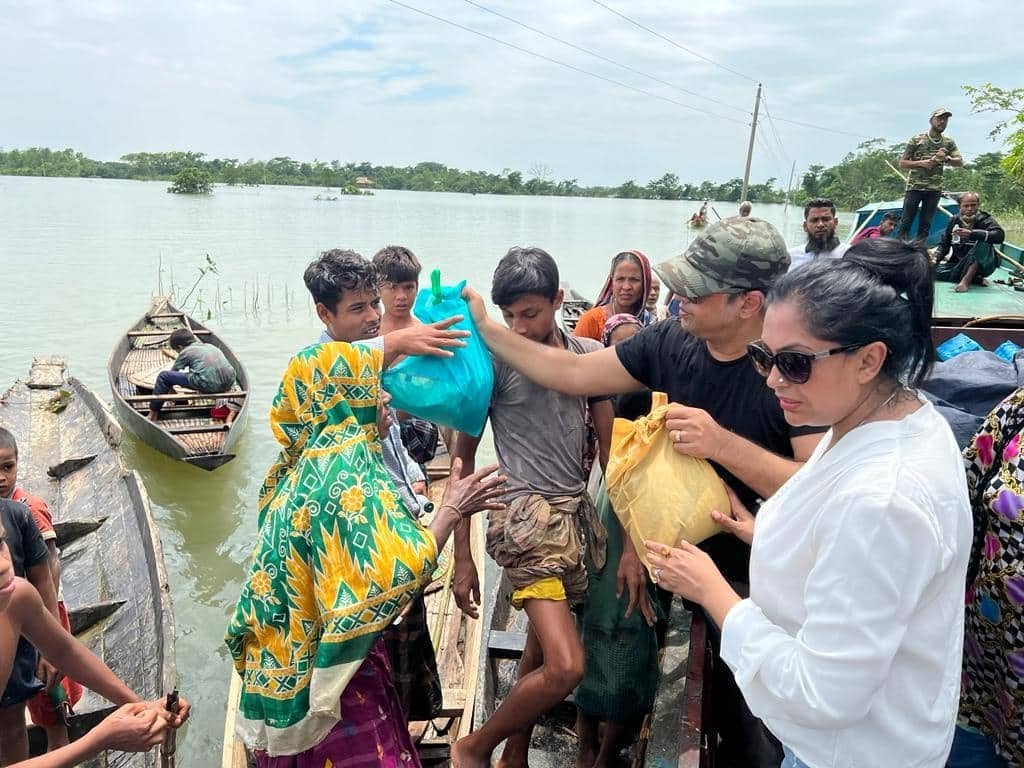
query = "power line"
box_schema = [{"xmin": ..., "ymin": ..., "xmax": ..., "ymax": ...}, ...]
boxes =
[
  {"xmin": 758, "ymin": 92, "xmax": 792, "ymax": 165},
  {"xmin": 461, "ymin": 0, "xmax": 750, "ymax": 116},
  {"xmin": 589, "ymin": 0, "xmax": 758, "ymax": 83},
  {"xmin": 384, "ymin": 0, "xmax": 749, "ymax": 127}
]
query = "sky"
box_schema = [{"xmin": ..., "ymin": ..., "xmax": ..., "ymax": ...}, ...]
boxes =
[{"xmin": 2, "ymin": 0, "xmax": 1022, "ymax": 187}]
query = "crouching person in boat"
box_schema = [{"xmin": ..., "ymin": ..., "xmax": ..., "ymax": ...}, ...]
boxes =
[
  {"xmin": 147, "ymin": 329, "xmax": 238, "ymax": 422},
  {"xmin": 0, "ymin": 513, "xmax": 189, "ymax": 766},
  {"xmin": 646, "ymin": 238, "xmax": 972, "ymax": 768},
  {"xmin": 225, "ymin": 341, "xmax": 505, "ymax": 766},
  {"xmin": 450, "ymin": 247, "xmax": 614, "ymax": 768},
  {"xmin": 933, "ymin": 191, "xmax": 1005, "ymax": 293}
]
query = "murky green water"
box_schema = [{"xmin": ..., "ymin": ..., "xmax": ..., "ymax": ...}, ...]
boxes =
[{"xmin": 0, "ymin": 175, "xmax": 818, "ymax": 761}]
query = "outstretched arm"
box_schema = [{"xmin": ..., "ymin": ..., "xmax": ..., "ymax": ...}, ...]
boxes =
[
  {"xmin": 461, "ymin": 287, "xmax": 644, "ymax": 397},
  {"xmin": 665, "ymin": 407, "xmax": 821, "ymax": 500},
  {"xmin": 16, "ymin": 580, "xmax": 139, "ymax": 706}
]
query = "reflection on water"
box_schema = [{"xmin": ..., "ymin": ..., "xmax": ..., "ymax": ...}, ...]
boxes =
[{"xmin": 0, "ymin": 176, "xmax": 836, "ymax": 760}]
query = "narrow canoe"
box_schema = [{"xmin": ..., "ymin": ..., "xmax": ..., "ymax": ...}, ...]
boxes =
[
  {"xmin": 0, "ymin": 357, "xmax": 176, "ymax": 765},
  {"xmin": 107, "ymin": 298, "xmax": 250, "ymax": 471},
  {"xmin": 221, "ymin": 443, "xmax": 484, "ymax": 766}
]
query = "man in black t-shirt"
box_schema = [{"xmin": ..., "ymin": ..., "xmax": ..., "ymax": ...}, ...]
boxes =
[{"xmin": 462, "ymin": 217, "xmax": 826, "ymax": 768}]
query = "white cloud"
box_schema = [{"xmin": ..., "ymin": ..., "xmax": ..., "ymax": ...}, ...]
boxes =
[{"xmin": 1, "ymin": 0, "xmax": 1021, "ymax": 185}]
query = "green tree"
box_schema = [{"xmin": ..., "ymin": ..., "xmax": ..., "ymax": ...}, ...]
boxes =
[
  {"xmin": 614, "ymin": 180, "xmax": 648, "ymax": 199},
  {"xmin": 647, "ymin": 172, "xmax": 683, "ymax": 200},
  {"xmin": 168, "ymin": 167, "xmax": 213, "ymax": 194},
  {"xmin": 963, "ymin": 83, "xmax": 1024, "ymax": 182}
]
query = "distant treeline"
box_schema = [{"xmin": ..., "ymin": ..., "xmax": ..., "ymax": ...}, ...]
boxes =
[
  {"xmin": 0, "ymin": 147, "xmax": 785, "ymax": 203},
  {"xmin": 2, "ymin": 143, "xmax": 1022, "ymax": 212}
]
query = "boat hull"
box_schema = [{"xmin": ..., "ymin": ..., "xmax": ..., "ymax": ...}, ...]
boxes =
[
  {"xmin": 107, "ymin": 299, "xmax": 249, "ymax": 471},
  {"xmin": 0, "ymin": 357, "xmax": 175, "ymax": 766}
]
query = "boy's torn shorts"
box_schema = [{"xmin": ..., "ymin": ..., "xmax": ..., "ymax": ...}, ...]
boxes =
[{"xmin": 486, "ymin": 492, "xmax": 606, "ymax": 609}]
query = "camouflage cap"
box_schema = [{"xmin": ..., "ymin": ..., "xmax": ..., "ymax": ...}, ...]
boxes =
[
  {"xmin": 654, "ymin": 217, "xmax": 789, "ymax": 299},
  {"xmin": 930, "ymin": 107, "xmax": 952, "ymax": 119}
]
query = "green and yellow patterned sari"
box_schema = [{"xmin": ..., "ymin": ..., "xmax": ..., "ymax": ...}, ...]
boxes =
[{"xmin": 225, "ymin": 342, "xmax": 438, "ymax": 756}]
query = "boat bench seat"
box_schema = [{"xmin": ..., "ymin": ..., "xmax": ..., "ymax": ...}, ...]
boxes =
[{"xmin": 488, "ymin": 630, "xmax": 527, "ymax": 660}]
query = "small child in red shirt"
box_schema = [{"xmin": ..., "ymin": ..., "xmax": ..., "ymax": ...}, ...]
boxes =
[{"xmin": 0, "ymin": 429, "xmax": 83, "ymax": 752}]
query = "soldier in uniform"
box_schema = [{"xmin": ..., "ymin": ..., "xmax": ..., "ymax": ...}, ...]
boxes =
[{"xmin": 897, "ymin": 107, "xmax": 963, "ymax": 241}]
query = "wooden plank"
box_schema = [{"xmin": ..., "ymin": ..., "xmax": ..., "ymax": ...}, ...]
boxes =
[
  {"xmin": 222, "ymin": 671, "xmax": 248, "ymax": 768},
  {"xmin": 455, "ymin": 514, "xmax": 485, "ymax": 740},
  {"xmin": 147, "ymin": 313, "xmax": 187, "ymax": 320},
  {"xmin": 127, "ymin": 329, "xmax": 212, "ymax": 337},
  {"xmin": 165, "ymin": 424, "xmax": 230, "ymax": 436},
  {"xmin": 26, "ymin": 357, "xmax": 66, "ymax": 389},
  {"xmin": 643, "ymin": 600, "xmax": 708, "ymax": 768},
  {"xmin": 122, "ymin": 390, "xmax": 248, "ymax": 403}
]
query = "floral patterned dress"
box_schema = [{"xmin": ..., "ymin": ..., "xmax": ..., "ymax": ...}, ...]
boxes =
[
  {"xmin": 960, "ymin": 388, "xmax": 1024, "ymax": 766},
  {"xmin": 225, "ymin": 342, "xmax": 438, "ymax": 760}
]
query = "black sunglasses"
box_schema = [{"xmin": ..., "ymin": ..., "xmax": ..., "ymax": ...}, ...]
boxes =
[{"xmin": 747, "ymin": 341, "xmax": 865, "ymax": 385}]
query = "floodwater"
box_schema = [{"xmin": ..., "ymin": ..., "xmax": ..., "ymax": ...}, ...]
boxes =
[{"xmin": 0, "ymin": 175, "xmax": 828, "ymax": 761}]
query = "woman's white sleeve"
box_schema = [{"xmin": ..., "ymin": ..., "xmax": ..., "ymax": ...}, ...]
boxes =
[{"xmin": 719, "ymin": 489, "xmax": 942, "ymax": 729}]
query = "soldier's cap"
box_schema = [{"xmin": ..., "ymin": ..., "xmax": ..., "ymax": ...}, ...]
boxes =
[
  {"xmin": 654, "ymin": 217, "xmax": 789, "ymax": 299},
  {"xmin": 931, "ymin": 107, "xmax": 952, "ymax": 119}
]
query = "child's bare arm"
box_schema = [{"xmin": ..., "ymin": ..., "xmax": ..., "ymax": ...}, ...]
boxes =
[
  {"xmin": 451, "ymin": 429, "xmax": 484, "ymax": 618},
  {"xmin": 25, "ymin": 561, "xmax": 58, "ymax": 621},
  {"xmin": 15, "ymin": 581, "xmax": 140, "ymax": 706},
  {"xmin": 44, "ymin": 541, "xmax": 60, "ymax": 594},
  {"xmin": 590, "ymin": 398, "xmax": 614, "ymax": 474}
]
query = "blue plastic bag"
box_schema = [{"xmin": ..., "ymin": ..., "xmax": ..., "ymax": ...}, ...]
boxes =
[
  {"xmin": 994, "ymin": 340, "xmax": 1023, "ymax": 361},
  {"xmin": 382, "ymin": 270, "xmax": 494, "ymax": 436},
  {"xmin": 935, "ymin": 333, "xmax": 983, "ymax": 361}
]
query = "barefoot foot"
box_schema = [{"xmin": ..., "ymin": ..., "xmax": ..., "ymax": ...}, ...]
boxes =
[
  {"xmin": 451, "ymin": 739, "xmax": 490, "ymax": 768},
  {"xmin": 954, "ymin": 283, "xmax": 969, "ymax": 293}
]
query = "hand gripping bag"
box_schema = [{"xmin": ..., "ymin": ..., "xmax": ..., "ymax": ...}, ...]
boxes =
[
  {"xmin": 605, "ymin": 391, "xmax": 728, "ymax": 573},
  {"xmin": 382, "ymin": 270, "xmax": 494, "ymax": 436}
]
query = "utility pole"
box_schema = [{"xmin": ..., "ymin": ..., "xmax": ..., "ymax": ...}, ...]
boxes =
[
  {"xmin": 740, "ymin": 83, "xmax": 762, "ymax": 203},
  {"xmin": 783, "ymin": 159, "xmax": 796, "ymax": 213}
]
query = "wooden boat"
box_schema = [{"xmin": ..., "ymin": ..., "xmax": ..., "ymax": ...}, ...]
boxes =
[
  {"xmin": 851, "ymin": 196, "xmax": 958, "ymax": 247},
  {"xmin": 852, "ymin": 197, "xmax": 1024, "ymax": 344},
  {"xmin": 221, "ymin": 442, "xmax": 484, "ymax": 767},
  {"xmin": 107, "ymin": 298, "xmax": 250, "ymax": 471},
  {"xmin": 0, "ymin": 357, "xmax": 175, "ymax": 765},
  {"xmin": 560, "ymin": 283, "xmax": 593, "ymax": 335}
]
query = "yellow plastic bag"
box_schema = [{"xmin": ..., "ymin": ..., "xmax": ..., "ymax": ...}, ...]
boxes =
[{"xmin": 606, "ymin": 391, "xmax": 728, "ymax": 573}]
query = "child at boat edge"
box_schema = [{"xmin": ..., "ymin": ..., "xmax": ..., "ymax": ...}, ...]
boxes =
[
  {"xmin": 0, "ymin": 509, "xmax": 190, "ymax": 765},
  {"xmin": 0, "ymin": 427, "xmax": 83, "ymax": 754}
]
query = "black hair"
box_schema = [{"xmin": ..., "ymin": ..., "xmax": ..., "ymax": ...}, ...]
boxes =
[
  {"xmin": 803, "ymin": 198, "xmax": 836, "ymax": 218},
  {"xmin": 169, "ymin": 329, "xmax": 198, "ymax": 350},
  {"xmin": 303, "ymin": 249, "xmax": 380, "ymax": 309},
  {"xmin": 881, "ymin": 212, "xmax": 901, "ymax": 222},
  {"xmin": 491, "ymin": 247, "xmax": 560, "ymax": 307},
  {"xmin": 768, "ymin": 237, "xmax": 934, "ymax": 387},
  {"xmin": 0, "ymin": 427, "xmax": 17, "ymax": 458},
  {"xmin": 372, "ymin": 245, "xmax": 421, "ymax": 284}
]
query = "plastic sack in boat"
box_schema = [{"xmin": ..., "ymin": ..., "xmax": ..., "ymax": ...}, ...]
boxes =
[
  {"xmin": 382, "ymin": 269, "xmax": 494, "ymax": 437},
  {"xmin": 605, "ymin": 391, "xmax": 727, "ymax": 574}
]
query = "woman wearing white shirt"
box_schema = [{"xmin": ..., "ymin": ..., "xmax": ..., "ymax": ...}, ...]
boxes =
[{"xmin": 646, "ymin": 238, "xmax": 972, "ymax": 768}]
